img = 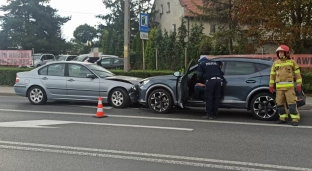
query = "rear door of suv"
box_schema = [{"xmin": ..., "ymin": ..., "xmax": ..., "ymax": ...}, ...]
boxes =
[{"xmin": 221, "ymin": 60, "xmax": 261, "ymax": 108}]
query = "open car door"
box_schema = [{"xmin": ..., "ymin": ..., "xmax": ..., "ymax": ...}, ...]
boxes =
[{"xmin": 177, "ymin": 59, "xmax": 195, "ymax": 108}]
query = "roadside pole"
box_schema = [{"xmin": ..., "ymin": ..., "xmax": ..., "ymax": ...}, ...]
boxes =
[
  {"xmin": 139, "ymin": 13, "xmax": 149, "ymax": 70},
  {"xmin": 124, "ymin": 0, "xmax": 130, "ymax": 72}
]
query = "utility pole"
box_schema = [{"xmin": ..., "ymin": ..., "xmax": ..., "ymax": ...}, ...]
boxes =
[{"xmin": 124, "ymin": 0, "xmax": 130, "ymax": 72}]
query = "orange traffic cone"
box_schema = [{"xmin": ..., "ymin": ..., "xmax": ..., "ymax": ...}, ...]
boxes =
[{"xmin": 93, "ymin": 96, "xmax": 107, "ymax": 118}]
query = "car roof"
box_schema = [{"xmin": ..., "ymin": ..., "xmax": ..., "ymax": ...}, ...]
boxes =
[
  {"xmin": 210, "ymin": 57, "xmax": 273, "ymax": 65},
  {"xmin": 42, "ymin": 61, "xmax": 90, "ymax": 65}
]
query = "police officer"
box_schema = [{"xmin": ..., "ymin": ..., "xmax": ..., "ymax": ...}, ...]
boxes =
[
  {"xmin": 85, "ymin": 56, "xmax": 102, "ymax": 66},
  {"xmin": 197, "ymin": 56, "xmax": 225, "ymax": 120},
  {"xmin": 269, "ymin": 44, "xmax": 302, "ymax": 126}
]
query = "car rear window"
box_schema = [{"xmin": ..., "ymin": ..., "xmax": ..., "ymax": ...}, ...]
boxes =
[{"xmin": 255, "ymin": 63, "xmax": 271, "ymax": 71}]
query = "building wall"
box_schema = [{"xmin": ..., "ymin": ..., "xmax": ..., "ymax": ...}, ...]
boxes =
[{"xmin": 153, "ymin": 0, "xmax": 185, "ymax": 33}]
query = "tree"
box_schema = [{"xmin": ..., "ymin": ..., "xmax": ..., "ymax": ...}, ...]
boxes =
[
  {"xmin": 73, "ymin": 24, "xmax": 97, "ymax": 44},
  {"xmin": 190, "ymin": 0, "xmax": 240, "ymax": 54},
  {"xmin": 236, "ymin": 0, "xmax": 312, "ymax": 53},
  {"xmin": 175, "ymin": 17, "xmax": 188, "ymax": 69},
  {"xmin": 187, "ymin": 23, "xmax": 204, "ymax": 62},
  {"xmin": 145, "ymin": 28, "xmax": 157, "ymax": 69},
  {"xmin": 0, "ymin": 0, "xmax": 70, "ymax": 52}
]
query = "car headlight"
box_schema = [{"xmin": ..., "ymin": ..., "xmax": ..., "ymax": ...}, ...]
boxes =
[
  {"xmin": 139, "ymin": 80, "xmax": 149, "ymax": 85},
  {"xmin": 131, "ymin": 86, "xmax": 137, "ymax": 90}
]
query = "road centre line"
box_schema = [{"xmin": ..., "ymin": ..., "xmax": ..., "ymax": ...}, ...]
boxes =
[
  {"xmin": 0, "ymin": 140, "xmax": 311, "ymax": 171},
  {"xmin": 0, "ymin": 108, "xmax": 312, "ymax": 129}
]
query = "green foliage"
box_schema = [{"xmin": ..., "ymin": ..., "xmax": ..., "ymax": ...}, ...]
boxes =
[
  {"xmin": 145, "ymin": 28, "xmax": 157, "ymax": 70},
  {"xmin": 73, "ymin": 24, "xmax": 97, "ymax": 44},
  {"xmin": 0, "ymin": 0, "xmax": 70, "ymax": 53}
]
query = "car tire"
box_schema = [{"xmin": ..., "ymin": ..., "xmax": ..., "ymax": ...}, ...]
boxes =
[
  {"xmin": 109, "ymin": 88, "xmax": 130, "ymax": 108},
  {"xmin": 27, "ymin": 86, "xmax": 47, "ymax": 105},
  {"xmin": 148, "ymin": 89, "xmax": 173, "ymax": 114},
  {"xmin": 250, "ymin": 92, "xmax": 278, "ymax": 121}
]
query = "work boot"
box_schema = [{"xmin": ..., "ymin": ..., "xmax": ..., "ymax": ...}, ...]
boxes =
[
  {"xmin": 277, "ymin": 120, "xmax": 287, "ymax": 124},
  {"xmin": 292, "ymin": 122, "xmax": 299, "ymax": 126},
  {"xmin": 202, "ymin": 115, "xmax": 214, "ymax": 120}
]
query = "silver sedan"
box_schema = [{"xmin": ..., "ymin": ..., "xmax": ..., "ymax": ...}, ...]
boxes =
[{"xmin": 14, "ymin": 61, "xmax": 142, "ymax": 108}]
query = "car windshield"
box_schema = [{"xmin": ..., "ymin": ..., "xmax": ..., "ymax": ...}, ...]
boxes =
[
  {"xmin": 33, "ymin": 55, "xmax": 41, "ymax": 60},
  {"xmin": 86, "ymin": 64, "xmax": 115, "ymax": 77},
  {"xmin": 56, "ymin": 56, "xmax": 67, "ymax": 61}
]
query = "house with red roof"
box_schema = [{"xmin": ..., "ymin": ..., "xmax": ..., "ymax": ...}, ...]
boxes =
[{"xmin": 152, "ymin": 0, "xmax": 278, "ymax": 54}]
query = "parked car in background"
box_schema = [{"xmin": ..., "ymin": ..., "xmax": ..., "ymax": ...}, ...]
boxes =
[
  {"xmin": 138, "ymin": 57, "xmax": 306, "ymax": 121},
  {"xmin": 14, "ymin": 61, "xmax": 142, "ymax": 108},
  {"xmin": 32, "ymin": 53, "xmax": 55, "ymax": 68},
  {"xmin": 53, "ymin": 55, "xmax": 77, "ymax": 61},
  {"xmin": 101, "ymin": 57, "xmax": 124, "ymax": 69},
  {"xmin": 72, "ymin": 54, "xmax": 89, "ymax": 62}
]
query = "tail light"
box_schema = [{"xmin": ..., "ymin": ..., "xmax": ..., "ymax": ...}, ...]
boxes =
[{"xmin": 15, "ymin": 75, "xmax": 19, "ymax": 83}]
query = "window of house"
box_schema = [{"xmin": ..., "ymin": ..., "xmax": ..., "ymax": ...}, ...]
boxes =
[
  {"xmin": 224, "ymin": 62, "xmax": 256, "ymax": 75},
  {"xmin": 210, "ymin": 24, "xmax": 216, "ymax": 33},
  {"xmin": 167, "ymin": 2, "xmax": 170, "ymax": 13},
  {"xmin": 172, "ymin": 24, "xmax": 176, "ymax": 32},
  {"xmin": 160, "ymin": 5, "xmax": 163, "ymax": 14}
]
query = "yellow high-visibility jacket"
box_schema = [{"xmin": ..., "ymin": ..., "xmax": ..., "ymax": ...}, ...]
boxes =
[{"xmin": 269, "ymin": 59, "xmax": 302, "ymax": 90}]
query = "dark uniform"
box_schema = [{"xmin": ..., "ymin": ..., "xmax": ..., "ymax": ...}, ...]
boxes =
[
  {"xmin": 197, "ymin": 58, "xmax": 225, "ymax": 119},
  {"xmin": 86, "ymin": 57, "xmax": 102, "ymax": 66}
]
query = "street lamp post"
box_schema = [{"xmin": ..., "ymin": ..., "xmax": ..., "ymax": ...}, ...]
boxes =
[{"xmin": 124, "ymin": 0, "xmax": 130, "ymax": 72}]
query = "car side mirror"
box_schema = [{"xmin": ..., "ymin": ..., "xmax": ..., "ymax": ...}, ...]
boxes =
[
  {"xmin": 173, "ymin": 71, "xmax": 181, "ymax": 77},
  {"xmin": 86, "ymin": 74, "xmax": 96, "ymax": 79}
]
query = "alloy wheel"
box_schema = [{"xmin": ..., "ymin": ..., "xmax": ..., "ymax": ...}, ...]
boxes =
[
  {"xmin": 150, "ymin": 91, "xmax": 170, "ymax": 112},
  {"xmin": 30, "ymin": 88, "xmax": 44, "ymax": 103},
  {"xmin": 111, "ymin": 91, "xmax": 124, "ymax": 106},
  {"xmin": 253, "ymin": 95, "xmax": 277, "ymax": 119}
]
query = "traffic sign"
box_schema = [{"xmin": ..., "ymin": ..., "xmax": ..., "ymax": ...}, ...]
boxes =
[
  {"xmin": 139, "ymin": 13, "xmax": 149, "ymax": 33},
  {"xmin": 140, "ymin": 32, "xmax": 148, "ymax": 40}
]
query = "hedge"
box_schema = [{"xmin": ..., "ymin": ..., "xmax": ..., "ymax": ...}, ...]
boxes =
[{"xmin": 1, "ymin": 67, "xmax": 312, "ymax": 92}]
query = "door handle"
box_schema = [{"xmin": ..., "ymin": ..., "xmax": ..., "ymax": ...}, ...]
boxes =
[
  {"xmin": 41, "ymin": 77, "xmax": 48, "ymax": 80},
  {"xmin": 67, "ymin": 79, "xmax": 74, "ymax": 82},
  {"xmin": 246, "ymin": 80, "xmax": 256, "ymax": 83}
]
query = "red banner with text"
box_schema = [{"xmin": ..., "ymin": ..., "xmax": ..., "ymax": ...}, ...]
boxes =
[
  {"xmin": 0, "ymin": 50, "xmax": 32, "ymax": 66},
  {"xmin": 201, "ymin": 54, "xmax": 312, "ymax": 68}
]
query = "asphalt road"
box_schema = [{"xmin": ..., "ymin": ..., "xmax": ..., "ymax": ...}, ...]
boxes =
[{"xmin": 0, "ymin": 96, "xmax": 312, "ymax": 171}]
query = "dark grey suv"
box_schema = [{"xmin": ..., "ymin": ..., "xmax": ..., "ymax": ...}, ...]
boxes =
[{"xmin": 138, "ymin": 57, "xmax": 306, "ymax": 121}]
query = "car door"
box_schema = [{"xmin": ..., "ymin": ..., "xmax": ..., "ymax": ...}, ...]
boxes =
[
  {"xmin": 38, "ymin": 63, "xmax": 67, "ymax": 98},
  {"xmin": 177, "ymin": 59, "xmax": 195, "ymax": 108},
  {"xmin": 101, "ymin": 58, "xmax": 113, "ymax": 68},
  {"xmin": 66, "ymin": 63, "xmax": 100, "ymax": 101},
  {"xmin": 222, "ymin": 61, "xmax": 261, "ymax": 106}
]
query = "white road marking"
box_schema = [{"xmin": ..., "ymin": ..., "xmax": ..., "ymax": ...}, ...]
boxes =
[
  {"xmin": 0, "ymin": 108, "xmax": 311, "ymax": 129},
  {"xmin": 0, "ymin": 145, "xmax": 274, "ymax": 171},
  {"xmin": 68, "ymin": 105, "xmax": 112, "ymax": 109},
  {"xmin": 0, "ymin": 120, "xmax": 193, "ymax": 131},
  {"xmin": 0, "ymin": 140, "xmax": 311, "ymax": 171}
]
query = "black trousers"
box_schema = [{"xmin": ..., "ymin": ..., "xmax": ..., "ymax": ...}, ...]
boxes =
[{"xmin": 205, "ymin": 79, "xmax": 222, "ymax": 117}]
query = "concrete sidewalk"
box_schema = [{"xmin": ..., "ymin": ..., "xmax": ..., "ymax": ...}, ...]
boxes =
[{"xmin": 1, "ymin": 86, "xmax": 311, "ymax": 105}]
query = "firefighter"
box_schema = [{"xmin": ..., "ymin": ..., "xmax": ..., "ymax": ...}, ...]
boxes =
[{"xmin": 269, "ymin": 44, "xmax": 302, "ymax": 126}]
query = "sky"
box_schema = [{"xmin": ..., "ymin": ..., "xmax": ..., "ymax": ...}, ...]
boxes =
[{"xmin": 0, "ymin": 0, "xmax": 108, "ymax": 41}]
